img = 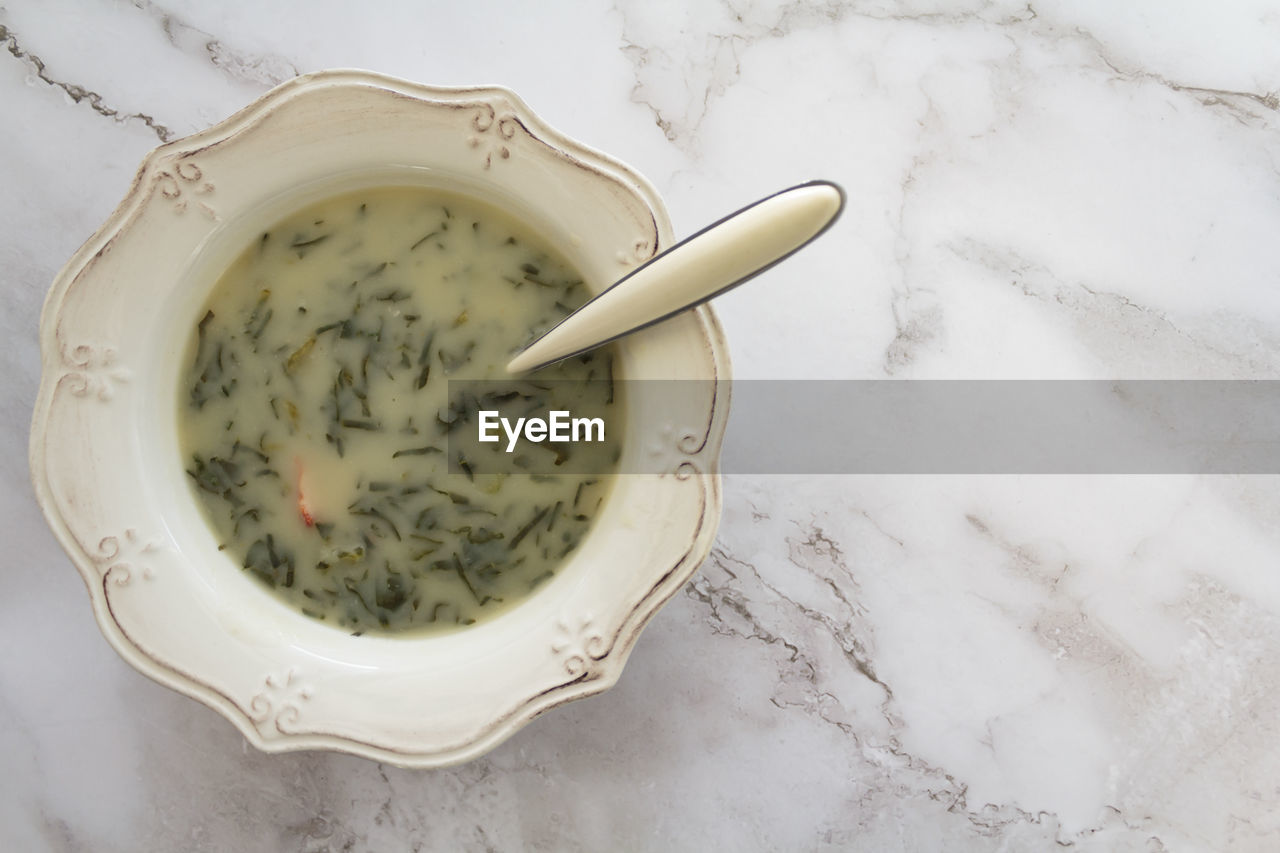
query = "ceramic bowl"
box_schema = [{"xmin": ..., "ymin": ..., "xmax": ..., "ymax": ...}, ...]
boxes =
[{"xmin": 29, "ymin": 70, "xmax": 730, "ymax": 766}]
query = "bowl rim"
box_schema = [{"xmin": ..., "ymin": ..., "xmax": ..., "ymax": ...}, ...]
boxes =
[{"xmin": 29, "ymin": 69, "xmax": 732, "ymax": 766}]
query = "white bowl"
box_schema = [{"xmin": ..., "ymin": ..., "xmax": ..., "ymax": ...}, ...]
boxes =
[{"xmin": 29, "ymin": 70, "xmax": 730, "ymax": 766}]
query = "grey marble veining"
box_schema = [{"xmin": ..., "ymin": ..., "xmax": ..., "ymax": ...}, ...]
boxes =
[{"xmin": 4, "ymin": 1, "xmax": 1280, "ymax": 850}]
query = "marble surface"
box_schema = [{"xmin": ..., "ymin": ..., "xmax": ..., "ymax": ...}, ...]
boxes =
[{"xmin": 4, "ymin": 1, "xmax": 1280, "ymax": 850}]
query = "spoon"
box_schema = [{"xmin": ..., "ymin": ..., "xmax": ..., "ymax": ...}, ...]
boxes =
[{"xmin": 505, "ymin": 180, "xmax": 845, "ymax": 374}]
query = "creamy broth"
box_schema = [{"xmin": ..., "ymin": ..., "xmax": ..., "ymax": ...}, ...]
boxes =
[{"xmin": 179, "ymin": 187, "xmax": 621, "ymax": 635}]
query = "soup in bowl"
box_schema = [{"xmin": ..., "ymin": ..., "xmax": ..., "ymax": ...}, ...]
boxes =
[{"xmin": 30, "ymin": 70, "xmax": 730, "ymax": 766}]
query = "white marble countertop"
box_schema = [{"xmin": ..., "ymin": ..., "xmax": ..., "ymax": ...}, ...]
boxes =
[{"xmin": 4, "ymin": 2, "xmax": 1280, "ymax": 850}]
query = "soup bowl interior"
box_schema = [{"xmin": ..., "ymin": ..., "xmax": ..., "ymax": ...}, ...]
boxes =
[{"xmin": 31, "ymin": 70, "xmax": 729, "ymax": 766}]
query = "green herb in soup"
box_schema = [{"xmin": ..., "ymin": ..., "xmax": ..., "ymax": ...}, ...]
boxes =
[{"xmin": 179, "ymin": 186, "xmax": 622, "ymax": 635}]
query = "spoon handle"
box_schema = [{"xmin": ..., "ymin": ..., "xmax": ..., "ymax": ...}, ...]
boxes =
[{"xmin": 505, "ymin": 179, "xmax": 845, "ymax": 374}]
